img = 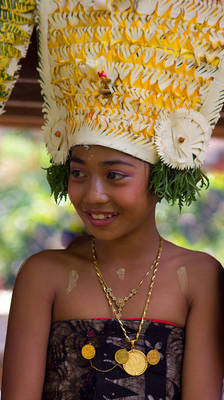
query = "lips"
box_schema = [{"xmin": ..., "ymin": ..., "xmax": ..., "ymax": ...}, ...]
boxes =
[{"xmin": 84, "ymin": 210, "xmax": 119, "ymax": 226}]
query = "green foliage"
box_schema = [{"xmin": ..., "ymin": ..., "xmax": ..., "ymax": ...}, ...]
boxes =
[
  {"xmin": 150, "ymin": 161, "xmax": 209, "ymax": 210},
  {"xmin": 46, "ymin": 158, "xmax": 70, "ymax": 203}
]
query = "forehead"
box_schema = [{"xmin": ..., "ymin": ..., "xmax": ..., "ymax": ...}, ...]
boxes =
[{"xmin": 71, "ymin": 145, "xmax": 144, "ymax": 167}]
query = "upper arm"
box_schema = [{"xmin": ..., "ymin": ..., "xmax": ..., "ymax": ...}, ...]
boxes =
[
  {"xmin": 182, "ymin": 255, "xmax": 224, "ymax": 400},
  {"xmin": 2, "ymin": 253, "xmax": 55, "ymax": 400}
]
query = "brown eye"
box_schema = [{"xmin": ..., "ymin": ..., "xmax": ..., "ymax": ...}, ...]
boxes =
[
  {"xmin": 70, "ymin": 169, "xmax": 86, "ymax": 178},
  {"xmin": 107, "ymin": 171, "xmax": 127, "ymax": 180}
]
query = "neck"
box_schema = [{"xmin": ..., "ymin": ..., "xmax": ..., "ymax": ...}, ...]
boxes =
[{"xmin": 93, "ymin": 215, "xmax": 160, "ymax": 269}]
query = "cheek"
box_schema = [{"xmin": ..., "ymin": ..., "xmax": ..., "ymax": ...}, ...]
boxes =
[
  {"xmin": 114, "ymin": 184, "xmax": 147, "ymax": 208},
  {"xmin": 68, "ymin": 178, "xmax": 81, "ymax": 206},
  {"xmin": 125, "ymin": 183, "xmax": 154, "ymax": 210}
]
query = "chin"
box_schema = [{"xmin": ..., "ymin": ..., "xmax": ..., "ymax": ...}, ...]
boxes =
[
  {"xmin": 86, "ymin": 229, "xmax": 121, "ymax": 241},
  {"xmin": 87, "ymin": 225, "xmax": 137, "ymax": 243}
]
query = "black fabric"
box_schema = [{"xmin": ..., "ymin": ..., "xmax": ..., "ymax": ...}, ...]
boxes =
[{"xmin": 42, "ymin": 319, "xmax": 185, "ymax": 400}]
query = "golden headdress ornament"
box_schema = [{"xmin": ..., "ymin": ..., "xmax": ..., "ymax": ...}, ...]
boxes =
[{"xmin": 1, "ymin": 0, "xmax": 224, "ymax": 206}]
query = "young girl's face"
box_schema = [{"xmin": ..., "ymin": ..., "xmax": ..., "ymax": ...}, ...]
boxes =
[{"xmin": 68, "ymin": 145, "xmax": 157, "ymax": 241}]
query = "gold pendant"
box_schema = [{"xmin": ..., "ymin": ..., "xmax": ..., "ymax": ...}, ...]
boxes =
[
  {"xmin": 115, "ymin": 348, "xmax": 129, "ymax": 364},
  {"xmin": 123, "ymin": 349, "xmax": 148, "ymax": 376},
  {"xmin": 147, "ymin": 349, "xmax": 161, "ymax": 365},
  {"xmin": 81, "ymin": 344, "xmax": 96, "ymax": 360}
]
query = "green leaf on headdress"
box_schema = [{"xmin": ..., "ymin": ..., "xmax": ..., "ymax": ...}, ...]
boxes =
[
  {"xmin": 45, "ymin": 158, "xmax": 70, "ymax": 203},
  {"xmin": 149, "ymin": 161, "xmax": 209, "ymax": 210}
]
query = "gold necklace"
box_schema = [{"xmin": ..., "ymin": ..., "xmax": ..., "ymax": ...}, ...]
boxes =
[
  {"xmin": 81, "ymin": 237, "xmax": 163, "ymax": 376},
  {"xmin": 92, "ymin": 238, "xmax": 162, "ymax": 317}
]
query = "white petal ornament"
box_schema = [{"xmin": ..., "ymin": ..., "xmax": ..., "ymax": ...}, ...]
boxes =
[
  {"xmin": 93, "ymin": 0, "xmax": 112, "ymax": 11},
  {"xmin": 137, "ymin": 0, "xmax": 157, "ymax": 15},
  {"xmin": 154, "ymin": 109, "xmax": 212, "ymax": 170},
  {"xmin": 78, "ymin": 59, "xmax": 99, "ymax": 80}
]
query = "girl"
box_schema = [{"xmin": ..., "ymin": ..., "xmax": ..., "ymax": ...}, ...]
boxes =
[
  {"xmin": 2, "ymin": 144, "xmax": 224, "ymax": 399},
  {"xmin": 1, "ymin": 0, "xmax": 224, "ymax": 398}
]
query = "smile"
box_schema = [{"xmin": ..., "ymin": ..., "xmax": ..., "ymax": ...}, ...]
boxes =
[
  {"xmin": 85, "ymin": 211, "xmax": 119, "ymax": 226},
  {"xmin": 90, "ymin": 213, "xmax": 117, "ymax": 220}
]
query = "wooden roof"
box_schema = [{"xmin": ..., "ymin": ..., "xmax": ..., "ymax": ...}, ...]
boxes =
[
  {"xmin": 0, "ymin": 30, "xmax": 42, "ymax": 128},
  {"xmin": 0, "ymin": 30, "xmax": 224, "ymax": 137}
]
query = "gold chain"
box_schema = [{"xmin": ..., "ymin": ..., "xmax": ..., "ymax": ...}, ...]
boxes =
[
  {"xmin": 92, "ymin": 237, "xmax": 163, "ymax": 346},
  {"xmin": 90, "ymin": 360, "xmax": 122, "ymax": 373},
  {"xmin": 92, "ymin": 238, "xmax": 160, "ymax": 317}
]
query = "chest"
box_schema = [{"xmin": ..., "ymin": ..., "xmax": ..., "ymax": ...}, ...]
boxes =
[{"xmin": 52, "ymin": 261, "xmax": 188, "ymax": 327}]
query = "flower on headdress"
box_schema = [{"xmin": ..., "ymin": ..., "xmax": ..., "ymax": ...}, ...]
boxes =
[
  {"xmin": 154, "ymin": 109, "xmax": 212, "ymax": 169},
  {"xmin": 92, "ymin": 0, "xmax": 112, "ymax": 11},
  {"xmin": 79, "ymin": 57, "xmax": 117, "ymax": 80},
  {"xmin": 78, "ymin": 56, "xmax": 118, "ymax": 95}
]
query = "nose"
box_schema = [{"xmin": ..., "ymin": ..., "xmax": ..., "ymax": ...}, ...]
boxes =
[{"xmin": 84, "ymin": 176, "xmax": 108, "ymax": 205}]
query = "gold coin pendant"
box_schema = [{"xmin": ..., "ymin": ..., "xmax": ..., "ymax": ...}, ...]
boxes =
[
  {"xmin": 115, "ymin": 349, "xmax": 129, "ymax": 364},
  {"xmin": 81, "ymin": 344, "xmax": 96, "ymax": 360},
  {"xmin": 147, "ymin": 349, "xmax": 161, "ymax": 365},
  {"xmin": 123, "ymin": 349, "xmax": 148, "ymax": 376}
]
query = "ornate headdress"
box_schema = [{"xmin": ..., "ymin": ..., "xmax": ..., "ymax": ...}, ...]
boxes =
[{"xmin": 1, "ymin": 0, "xmax": 224, "ymax": 207}]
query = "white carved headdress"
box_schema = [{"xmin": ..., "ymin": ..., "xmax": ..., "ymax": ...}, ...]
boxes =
[{"xmin": 1, "ymin": 0, "xmax": 224, "ymax": 205}]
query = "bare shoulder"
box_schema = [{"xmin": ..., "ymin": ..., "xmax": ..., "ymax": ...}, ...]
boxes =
[
  {"xmin": 185, "ymin": 250, "xmax": 223, "ymax": 305},
  {"xmin": 164, "ymin": 239, "xmax": 223, "ymax": 303},
  {"xmin": 164, "ymin": 238, "xmax": 222, "ymax": 272},
  {"xmin": 15, "ymin": 236, "xmax": 90, "ymax": 304},
  {"xmin": 8, "ymin": 235, "xmax": 92, "ymax": 334},
  {"xmin": 16, "ymin": 234, "xmax": 92, "ymax": 296},
  {"xmin": 17, "ymin": 249, "xmax": 67, "ymax": 292}
]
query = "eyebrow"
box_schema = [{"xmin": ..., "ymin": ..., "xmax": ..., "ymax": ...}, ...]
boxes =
[
  {"xmin": 70, "ymin": 156, "xmax": 85, "ymax": 164},
  {"xmin": 101, "ymin": 160, "xmax": 136, "ymax": 168},
  {"xmin": 70, "ymin": 156, "xmax": 136, "ymax": 168}
]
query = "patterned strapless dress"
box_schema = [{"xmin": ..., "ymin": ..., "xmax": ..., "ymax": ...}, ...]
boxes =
[{"xmin": 42, "ymin": 319, "xmax": 185, "ymax": 400}]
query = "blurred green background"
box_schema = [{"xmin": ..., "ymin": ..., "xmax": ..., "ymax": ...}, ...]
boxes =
[{"xmin": 0, "ymin": 129, "xmax": 223, "ymax": 288}]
